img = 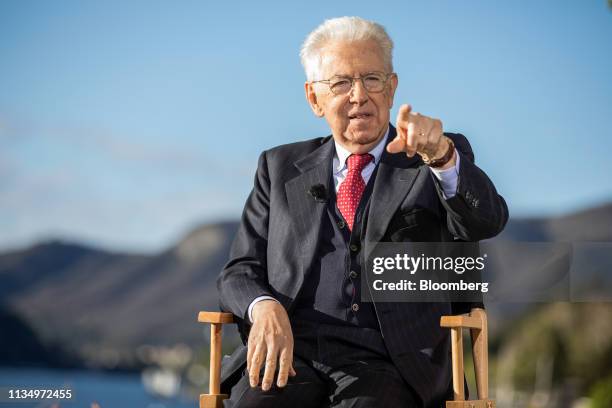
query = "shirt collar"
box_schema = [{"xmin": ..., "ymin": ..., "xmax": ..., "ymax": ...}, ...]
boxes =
[{"xmin": 333, "ymin": 126, "xmax": 389, "ymax": 174}]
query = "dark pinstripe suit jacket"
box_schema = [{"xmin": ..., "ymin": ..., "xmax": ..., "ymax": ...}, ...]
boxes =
[{"xmin": 217, "ymin": 124, "xmax": 508, "ymax": 405}]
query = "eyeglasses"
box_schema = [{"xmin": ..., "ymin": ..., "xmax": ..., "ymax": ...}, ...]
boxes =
[{"xmin": 311, "ymin": 72, "xmax": 395, "ymax": 95}]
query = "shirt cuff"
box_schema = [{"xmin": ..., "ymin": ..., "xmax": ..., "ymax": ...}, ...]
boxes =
[
  {"xmin": 428, "ymin": 149, "xmax": 460, "ymax": 199},
  {"xmin": 247, "ymin": 296, "xmax": 278, "ymax": 323}
]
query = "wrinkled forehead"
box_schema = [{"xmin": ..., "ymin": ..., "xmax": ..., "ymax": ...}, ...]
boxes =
[{"xmin": 318, "ymin": 40, "xmax": 387, "ymax": 79}]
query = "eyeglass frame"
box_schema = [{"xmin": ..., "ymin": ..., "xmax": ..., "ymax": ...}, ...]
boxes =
[{"xmin": 310, "ymin": 71, "xmax": 396, "ymax": 95}]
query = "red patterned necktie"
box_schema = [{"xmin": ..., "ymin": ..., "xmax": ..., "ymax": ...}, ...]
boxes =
[{"xmin": 337, "ymin": 153, "xmax": 374, "ymax": 231}]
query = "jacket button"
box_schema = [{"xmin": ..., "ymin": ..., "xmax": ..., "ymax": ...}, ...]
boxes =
[
  {"xmin": 337, "ymin": 220, "xmax": 346, "ymax": 229},
  {"xmin": 351, "ymin": 303, "xmax": 360, "ymax": 312},
  {"xmin": 349, "ymin": 270, "xmax": 358, "ymax": 279},
  {"xmin": 350, "ymin": 243, "xmax": 359, "ymax": 252}
]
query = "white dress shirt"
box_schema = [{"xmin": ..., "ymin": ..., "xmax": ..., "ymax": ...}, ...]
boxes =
[
  {"xmin": 332, "ymin": 127, "xmax": 388, "ymax": 191},
  {"xmin": 247, "ymin": 127, "xmax": 460, "ymax": 322}
]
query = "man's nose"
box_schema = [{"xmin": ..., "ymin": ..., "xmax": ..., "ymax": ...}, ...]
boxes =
[{"xmin": 349, "ymin": 78, "xmax": 369, "ymax": 104}]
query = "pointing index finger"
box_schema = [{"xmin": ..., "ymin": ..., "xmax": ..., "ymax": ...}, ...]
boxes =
[
  {"xmin": 397, "ymin": 104, "xmax": 412, "ymax": 123},
  {"xmin": 388, "ymin": 104, "xmax": 413, "ymax": 154}
]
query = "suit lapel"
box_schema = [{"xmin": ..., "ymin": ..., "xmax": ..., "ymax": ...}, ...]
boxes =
[
  {"xmin": 284, "ymin": 136, "xmax": 335, "ymax": 293},
  {"xmin": 365, "ymin": 125, "xmax": 422, "ymax": 251},
  {"xmin": 283, "ymin": 126, "xmax": 422, "ymax": 297}
]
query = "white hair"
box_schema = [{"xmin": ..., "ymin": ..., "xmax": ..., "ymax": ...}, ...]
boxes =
[{"xmin": 300, "ymin": 16, "xmax": 394, "ymax": 82}]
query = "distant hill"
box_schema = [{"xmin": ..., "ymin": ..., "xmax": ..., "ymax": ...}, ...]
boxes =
[
  {"xmin": 498, "ymin": 202, "xmax": 612, "ymax": 242},
  {"xmin": 0, "ymin": 308, "xmax": 81, "ymax": 368},
  {"xmin": 0, "ymin": 221, "xmax": 239, "ymax": 367},
  {"xmin": 1, "ymin": 204, "xmax": 611, "ymax": 368}
]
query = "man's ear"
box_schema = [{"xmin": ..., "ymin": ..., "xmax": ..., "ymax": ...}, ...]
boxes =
[
  {"xmin": 386, "ymin": 73, "xmax": 399, "ymax": 109},
  {"xmin": 305, "ymin": 82, "xmax": 325, "ymax": 117}
]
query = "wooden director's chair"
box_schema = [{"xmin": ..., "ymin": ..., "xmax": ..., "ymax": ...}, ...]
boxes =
[{"xmin": 197, "ymin": 308, "xmax": 495, "ymax": 408}]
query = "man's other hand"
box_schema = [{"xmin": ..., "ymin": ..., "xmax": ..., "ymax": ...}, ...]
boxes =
[{"xmin": 247, "ymin": 300, "xmax": 296, "ymax": 391}]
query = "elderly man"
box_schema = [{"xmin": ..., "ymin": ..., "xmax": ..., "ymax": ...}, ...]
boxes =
[{"xmin": 217, "ymin": 16, "xmax": 508, "ymax": 408}]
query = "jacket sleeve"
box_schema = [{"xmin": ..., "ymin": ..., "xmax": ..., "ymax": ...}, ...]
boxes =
[
  {"xmin": 216, "ymin": 150, "xmax": 275, "ymax": 323},
  {"xmin": 436, "ymin": 133, "xmax": 509, "ymax": 241}
]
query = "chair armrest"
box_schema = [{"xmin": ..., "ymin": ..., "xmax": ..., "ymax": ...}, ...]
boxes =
[
  {"xmin": 440, "ymin": 314, "xmax": 483, "ymax": 329},
  {"xmin": 198, "ymin": 311, "xmax": 234, "ymax": 324}
]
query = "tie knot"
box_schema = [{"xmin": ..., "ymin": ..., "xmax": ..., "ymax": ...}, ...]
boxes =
[{"xmin": 346, "ymin": 153, "xmax": 373, "ymax": 173}]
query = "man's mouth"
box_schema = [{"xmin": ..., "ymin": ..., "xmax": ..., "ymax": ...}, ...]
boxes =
[{"xmin": 349, "ymin": 113, "xmax": 373, "ymax": 120}]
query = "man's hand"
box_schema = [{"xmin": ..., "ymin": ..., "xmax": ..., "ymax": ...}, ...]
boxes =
[
  {"xmin": 387, "ymin": 104, "xmax": 456, "ymax": 170},
  {"xmin": 247, "ymin": 300, "xmax": 296, "ymax": 391}
]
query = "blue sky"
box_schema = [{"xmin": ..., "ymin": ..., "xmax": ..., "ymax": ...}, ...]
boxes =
[{"xmin": 1, "ymin": 1, "xmax": 611, "ymax": 252}]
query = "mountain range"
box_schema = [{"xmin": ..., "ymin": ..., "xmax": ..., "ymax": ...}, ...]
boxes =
[{"xmin": 1, "ymin": 203, "xmax": 611, "ymax": 368}]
